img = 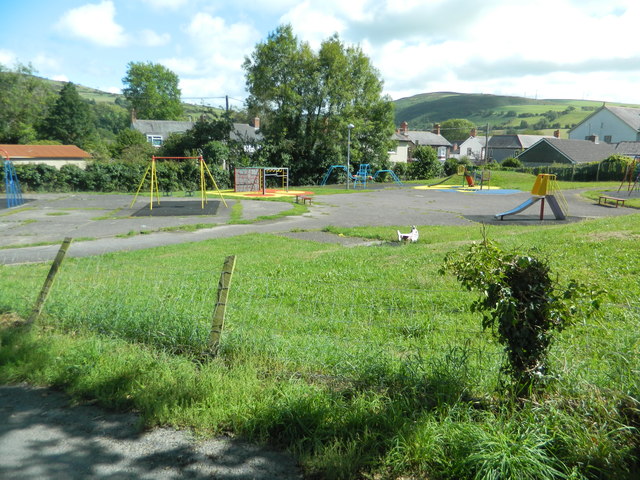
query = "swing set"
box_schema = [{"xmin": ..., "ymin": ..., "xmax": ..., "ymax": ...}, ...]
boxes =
[{"xmin": 130, "ymin": 155, "xmax": 228, "ymax": 210}]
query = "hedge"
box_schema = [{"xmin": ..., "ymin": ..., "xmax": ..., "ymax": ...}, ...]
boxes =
[{"xmin": 3, "ymin": 161, "xmax": 232, "ymax": 193}]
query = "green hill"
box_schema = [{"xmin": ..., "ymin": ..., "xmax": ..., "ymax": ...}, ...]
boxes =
[
  {"xmin": 393, "ymin": 92, "xmax": 640, "ymax": 135},
  {"xmin": 40, "ymin": 76, "xmax": 224, "ymax": 119}
]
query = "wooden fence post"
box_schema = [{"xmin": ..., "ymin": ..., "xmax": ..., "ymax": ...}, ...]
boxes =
[
  {"xmin": 209, "ymin": 255, "xmax": 236, "ymax": 355},
  {"xmin": 27, "ymin": 237, "xmax": 73, "ymax": 326}
]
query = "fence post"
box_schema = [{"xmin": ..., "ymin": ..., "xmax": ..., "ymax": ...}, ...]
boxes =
[
  {"xmin": 209, "ymin": 255, "xmax": 237, "ymax": 355},
  {"xmin": 27, "ymin": 237, "xmax": 73, "ymax": 326}
]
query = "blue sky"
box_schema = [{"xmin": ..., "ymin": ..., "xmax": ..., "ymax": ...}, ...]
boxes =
[{"xmin": 3, "ymin": 0, "xmax": 640, "ymax": 110}]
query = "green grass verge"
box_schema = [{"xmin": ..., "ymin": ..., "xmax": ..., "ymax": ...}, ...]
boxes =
[{"xmin": 1, "ymin": 206, "xmax": 639, "ymax": 479}]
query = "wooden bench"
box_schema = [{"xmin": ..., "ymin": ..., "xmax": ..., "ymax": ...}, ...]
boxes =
[
  {"xmin": 598, "ymin": 195, "xmax": 626, "ymax": 208},
  {"xmin": 296, "ymin": 195, "xmax": 312, "ymax": 205}
]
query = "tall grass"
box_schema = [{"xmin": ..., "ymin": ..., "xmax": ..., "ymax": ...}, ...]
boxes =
[{"xmin": 1, "ymin": 213, "xmax": 639, "ymax": 479}]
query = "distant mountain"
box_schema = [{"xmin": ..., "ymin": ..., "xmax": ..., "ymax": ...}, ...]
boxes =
[{"xmin": 392, "ymin": 92, "xmax": 640, "ymax": 134}]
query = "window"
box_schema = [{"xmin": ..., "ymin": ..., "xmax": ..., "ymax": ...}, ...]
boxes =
[
  {"xmin": 604, "ymin": 135, "xmax": 612, "ymax": 143},
  {"xmin": 147, "ymin": 135, "xmax": 163, "ymax": 147}
]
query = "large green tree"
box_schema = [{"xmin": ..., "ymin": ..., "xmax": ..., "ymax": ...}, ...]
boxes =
[
  {"xmin": 122, "ymin": 62, "xmax": 183, "ymax": 120},
  {"xmin": 243, "ymin": 25, "xmax": 395, "ymax": 184},
  {"xmin": 440, "ymin": 118, "xmax": 476, "ymax": 143},
  {"xmin": 0, "ymin": 63, "xmax": 54, "ymax": 143},
  {"xmin": 38, "ymin": 82, "xmax": 96, "ymax": 148}
]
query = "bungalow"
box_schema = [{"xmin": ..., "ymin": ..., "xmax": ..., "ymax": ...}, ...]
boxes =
[
  {"xmin": 487, "ymin": 134, "xmax": 551, "ymax": 163},
  {"xmin": 516, "ymin": 137, "xmax": 616, "ymax": 166},
  {"xmin": 569, "ymin": 105, "xmax": 640, "ymax": 143},
  {"xmin": 0, "ymin": 144, "xmax": 91, "ymax": 169}
]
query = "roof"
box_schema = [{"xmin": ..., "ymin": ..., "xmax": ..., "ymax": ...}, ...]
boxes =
[
  {"xmin": 489, "ymin": 135, "xmax": 550, "ymax": 149},
  {"xmin": 405, "ymin": 130, "xmax": 451, "ymax": 147},
  {"xmin": 132, "ymin": 120, "xmax": 194, "ymax": 137},
  {"xmin": 615, "ymin": 141, "xmax": 640, "ymax": 156},
  {"xmin": 0, "ymin": 145, "xmax": 91, "ymax": 159},
  {"xmin": 518, "ymin": 138, "xmax": 616, "ymax": 164},
  {"xmin": 132, "ymin": 119, "xmax": 261, "ymax": 143}
]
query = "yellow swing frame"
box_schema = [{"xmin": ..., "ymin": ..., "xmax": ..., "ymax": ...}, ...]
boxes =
[{"xmin": 130, "ymin": 155, "xmax": 228, "ymax": 210}]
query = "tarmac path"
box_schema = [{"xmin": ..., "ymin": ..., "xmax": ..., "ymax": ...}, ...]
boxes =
[{"xmin": 1, "ymin": 185, "xmax": 636, "ymax": 265}]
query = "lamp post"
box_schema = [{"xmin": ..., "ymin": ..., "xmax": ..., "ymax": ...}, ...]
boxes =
[{"xmin": 346, "ymin": 123, "xmax": 354, "ymax": 189}]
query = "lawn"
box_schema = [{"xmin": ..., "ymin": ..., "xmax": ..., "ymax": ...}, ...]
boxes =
[{"xmin": 1, "ymin": 192, "xmax": 639, "ymax": 478}]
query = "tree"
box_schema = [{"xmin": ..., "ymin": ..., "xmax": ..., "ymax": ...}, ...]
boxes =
[
  {"xmin": 408, "ymin": 146, "xmax": 443, "ymax": 179},
  {"xmin": 38, "ymin": 82, "xmax": 96, "ymax": 148},
  {"xmin": 440, "ymin": 118, "xmax": 476, "ymax": 143},
  {"xmin": 122, "ymin": 62, "xmax": 183, "ymax": 120},
  {"xmin": 243, "ymin": 24, "xmax": 395, "ymax": 184},
  {"xmin": 0, "ymin": 62, "xmax": 54, "ymax": 143}
]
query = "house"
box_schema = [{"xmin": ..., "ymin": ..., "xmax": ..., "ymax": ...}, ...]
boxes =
[
  {"xmin": 390, "ymin": 122, "xmax": 451, "ymax": 163},
  {"xmin": 0, "ymin": 144, "xmax": 91, "ymax": 169},
  {"xmin": 569, "ymin": 105, "xmax": 640, "ymax": 143},
  {"xmin": 516, "ymin": 137, "xmax": 616, "ymax": 166},
  {"xmin": 450, "ymin": 128, "xmax": 489, "ymax": 163},
  {"xmin": 131, "ymin": 118, "xmax": 262, "ymax": 150},
  {"xmin": 487, "ymin": 134, "xmax": 552, "ymax": 163},
  {"xmin": 388, "ymin": 131, "xmax": 413, "ymax": 163}
]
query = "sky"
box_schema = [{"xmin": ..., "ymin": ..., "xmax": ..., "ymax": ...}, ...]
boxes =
[{"xmin": 2, "ymin": 0, "xmax": 640, "ymax": 111}]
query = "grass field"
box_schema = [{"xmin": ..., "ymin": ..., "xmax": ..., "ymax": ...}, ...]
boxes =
[{"xmin": 1, "ymin": 183, "xmax": 639, "ymax": 479}]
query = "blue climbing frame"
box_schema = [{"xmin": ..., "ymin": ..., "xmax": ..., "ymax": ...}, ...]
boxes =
[
  {"xmin": 3, "ymin": 155, "xmax": 24, "ymax": 209},
  {"xmin": 320, "ymin": 165, "xmax": 350, "ymax": 186}
]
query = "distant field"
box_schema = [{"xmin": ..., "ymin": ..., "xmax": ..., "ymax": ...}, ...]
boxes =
[{"xmin": 394, "ymin": 91, "xmax": 640, "ymax": 135}]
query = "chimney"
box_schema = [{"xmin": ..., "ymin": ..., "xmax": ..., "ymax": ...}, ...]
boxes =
[
  {"xmin": 253, "ymin": 117, "xmax": 260, "ymax": 130},
  {"xmin": 433, "ymin": 123, "xmax": 441, "ymax": 135},
  {"xmin": 470, "ymin": 128, "xmax": 477, "ymax": 137},
  {"xmin": 130, "ymin": 108, "xmax": 137, "ymax": 123},
  {"xmin": 554, "ymin": 130, "xmax": 560, "ymax": 138},
  {"xmin": 587, "ymin": 134, "xmax": 599, "ymax": 144},
  {"xmin": 400, "ymin": 121, "xmax": 409, "ymax": 134}
]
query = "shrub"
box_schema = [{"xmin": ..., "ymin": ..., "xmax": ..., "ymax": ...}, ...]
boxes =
[
  {"xmin": 408, "ymin": 146, "xmax": 443, "ymax": 179},
  {"xmin": 502, "ymin": 157, "xmax": 523, "ymax": 168},
  {"xmin": 442, "ymin": 235, "xmax": 602, "ymax": 396}
]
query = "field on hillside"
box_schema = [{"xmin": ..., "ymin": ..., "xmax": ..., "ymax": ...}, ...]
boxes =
[
  {"xmin": 1, "ymin": 212, "xmax": 639, "ymax": 479},
  {"xmin": 393, "ymin": 92, "xmax": 640, "ymax": 134}
]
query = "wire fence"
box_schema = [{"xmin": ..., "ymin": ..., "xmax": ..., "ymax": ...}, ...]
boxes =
[{"xmin": 3, "ymin": 255, "xmax": 639, "ymax": 388}]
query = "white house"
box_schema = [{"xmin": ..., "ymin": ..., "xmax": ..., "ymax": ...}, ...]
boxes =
[
  {"xmin": 388, "ymin": 132, "xmax": 413, "ymax": 163},
  {"xmin": 569, "ymin": 105, "xmax": 640, "ymax": 144}
]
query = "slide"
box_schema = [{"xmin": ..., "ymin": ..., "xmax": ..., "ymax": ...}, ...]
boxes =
[
  {"xmin": 545, "ymin": 194, "xmax": 566, "ymax": 220},
  {"xmin": 495, "ymin": 197, "xmax": 541, "ymax": 220},
  {"xmin": 427, "ymin": 174, "xmax": 454, "ymax": 187}
]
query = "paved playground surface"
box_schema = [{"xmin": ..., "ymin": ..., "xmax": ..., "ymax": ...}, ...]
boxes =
[{"xmin": 0, "ymin": 184, "xmax": 638, "ymax": 264}]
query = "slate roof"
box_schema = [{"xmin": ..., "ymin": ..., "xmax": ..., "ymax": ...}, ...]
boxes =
[
  {"xmin": 405, "ymin": 130, "xmax": 451, "ymax": 147},
  {"xmin": 489, "ymin": 135, "xmax": 549, "ymax": 149},
  {"xmin": 0, "ymin": 145, "xmax": 91, "ymax": 159},
  {"xmin": 616, "ymin": 141, "xmax": 640, "ymax": 157},
  {"xmin": 518, "ymin": 138, "xmax": 616, "ymax": 164},
  {"xmin": 132, "ymin": 120, "xmax": 261, "ymax": 143}
]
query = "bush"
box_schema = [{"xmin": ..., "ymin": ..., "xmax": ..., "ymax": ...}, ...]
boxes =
[
  {"xmin": 443, "ymin": 157, "xmax": 473, "ymax": 176},
  {"xmin": 408, "ymin": 146, "xmax": 443, "ymax": 180},
  {"xmin": 442, "ymin": 235, "xmax": 602, "ymax": 396},
  {"xmin": 502, "ymin": 157, "xmax": 523, "ymax": 168}
]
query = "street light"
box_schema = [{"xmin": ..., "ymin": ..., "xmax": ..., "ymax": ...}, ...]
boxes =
[{"xmin": 346, "ymin": 123, "xmax": 354, "ymax": 190}]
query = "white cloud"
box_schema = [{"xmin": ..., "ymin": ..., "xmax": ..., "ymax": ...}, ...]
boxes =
[
  {"xmin": 160, "ymin": 57, "xmax": 200, "ymax": 75},
  {"xmin": 56, "ymin": 1, "xmax": 129, "ymax": 47},
  {"xmin": 139, "ymin": 0, "xmax": 189, "ymax": 9},
  {"xmin": 52, "ymin": 74, "xmax": 70, "ymax": 82},
  {"xmin": 0, "ymin": 49, "xmax": 18, "ymax": 66},
  {"xmin": 138, "ymin": 29, "xmax": 171, "ymax": 47}
]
